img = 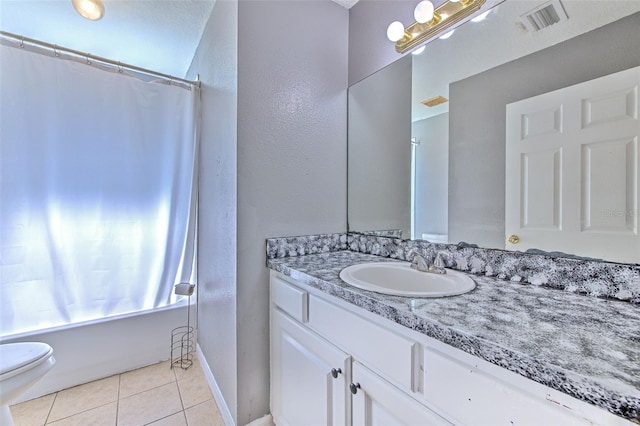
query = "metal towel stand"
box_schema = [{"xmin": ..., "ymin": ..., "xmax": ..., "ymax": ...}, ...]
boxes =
[{"xmin": 170, "ymin": 283, "xmax": 196, "ymax": 370}]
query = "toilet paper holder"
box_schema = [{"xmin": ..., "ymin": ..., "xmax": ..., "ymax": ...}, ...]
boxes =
[
  {"xmin": 174, "ymin": 283, "xmax": 195, "ymax": 296},
  {"xmin": 170, "ymin": 282, "xmax": 196, "ymax": 370}
]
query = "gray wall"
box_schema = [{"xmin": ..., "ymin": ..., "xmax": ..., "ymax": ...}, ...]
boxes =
[
  {"xmin": 236, "ymin": 1, "xmax": 348, "ymax": 424},
  {"xmin": 348, "ymin": 56, "xmax": 412, "ymax": 237},
  {"xmin": 348, "ymin": 0, "xmax": 414, "ymax": 85},
  {"xmin": 188, "ymin": 1, "xmax": 348, "ymax": 424},
  {"xmin": 448, "ymin": 12, "xmax": 640, "ymax": 248},
  {"xmin": 412, "ymin": 113, "xmax": 448, "ymax": 239},
  {"xmin": 187, "ymin": 0, "xmax": 239, "ymax": 422}
]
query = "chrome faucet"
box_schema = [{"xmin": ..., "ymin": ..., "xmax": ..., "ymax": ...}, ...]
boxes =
[
  {"xmin": 410, "ymin": 251, "xmax": 451, "ymax": 274},
  {"xmin": 410, "ymin": 254, "xmax": 430, "ymax": 272},
  {"xmin": 431, "ymin": 251, "xmax": 451, "ymax": 274}
]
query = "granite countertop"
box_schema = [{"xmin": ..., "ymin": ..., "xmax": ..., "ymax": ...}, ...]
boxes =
[{"xmin": 267, "ymin": 250, "xmax": 640, "ymax": 422}]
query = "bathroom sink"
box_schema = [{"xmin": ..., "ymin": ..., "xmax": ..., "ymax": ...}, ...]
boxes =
[{"xmin": 339, "ymin": 262, "xmax": 475, "ymax": 298}]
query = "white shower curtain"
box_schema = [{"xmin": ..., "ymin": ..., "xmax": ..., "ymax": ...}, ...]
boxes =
[{"xmin": 0, "ymin": 44, "xmax": 199, "ymax": 336}]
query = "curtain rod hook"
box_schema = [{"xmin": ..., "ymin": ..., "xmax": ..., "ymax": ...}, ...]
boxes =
[
  {"xmin": 86, "ymin": 53, "xmax": 92, "ymax": 65},
  {"xmin": 20, "ymin": 36, "xmax": 24, "ymax": 48},
  {"xmin": 117, "ymin": 61, "xmax": 123, "ymax": 74},
  {"xmin": 53, "ymin": 44, "xmax": 60, "ymax": 57}
]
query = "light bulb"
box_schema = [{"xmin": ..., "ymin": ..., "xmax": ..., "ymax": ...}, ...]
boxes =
[
  {"xmin": 449, "ymin": 0, "xmax": 460, "ymax": 2},
  {"xmin": 414, "ymin": 1, "xmax": 435, "ymax": 24},
  {"xmin": 387, "ymin": 21, "xmax": 406, "ymax": 42},
  {"xmin": 72, "ymin": 0, "xmax": 105, "ymax": 21},
  {"xmin": 439, "ymin": 29, "xmax": 455, "ymax": 39},
  {"xmin": 471, "ymin": 10, "xmax": 490, "ymax": 22},
  {"xmin": 412, "ymin": 46, "xmax": 426, "ymax": 55}
]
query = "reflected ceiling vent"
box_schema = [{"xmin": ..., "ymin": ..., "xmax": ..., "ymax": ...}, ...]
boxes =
[
  {"xmin": 421, "ymin": 95, "xmax": 448, "ymax": 107},
  {"xmin": 519, "ymin": 0, "xmax": 568, "ymax": 32}
]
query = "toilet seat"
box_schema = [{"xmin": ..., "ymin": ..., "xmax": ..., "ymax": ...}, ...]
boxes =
[{"xmin": 0, "ymin": 343, "xmax": 53, "ymax": 379}]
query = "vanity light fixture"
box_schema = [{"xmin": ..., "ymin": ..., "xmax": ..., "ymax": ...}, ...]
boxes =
[
  {"xmin": 387, "ymin": 0, "xmax": 489, "ymax": 54},
  {"xmin": 72, "ymin": 0, "xmax": 105, "ymax": 21}
]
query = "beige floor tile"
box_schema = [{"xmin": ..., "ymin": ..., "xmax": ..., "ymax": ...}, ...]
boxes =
[
  {"xmin": 184, "ymin": 400, "xmax": 225, "ymax": 426},
  {"xmin": 48, "ymin": 376, "xmax": 119, "ymax": 422},
  {"xmin": 46, "ymin": 402, "xmax": 116, "ymax": 426},
  {"xmin": 147, "ymin": 412, "xmax": 188, "ymax": 426},
  {"xmin": 177, "ymin": 373, "xmax": 213, "ymax": 409},
  {"xmin": 10, "ymin": 393, "xmax": 56, "ymax": 426},
  {"xmin": 119, "ymin": 360, "xmax": 175, "ymax": 398},
  {"xmin": 117, "ymin": 382, "xmax": 183, "ymax": 426}
]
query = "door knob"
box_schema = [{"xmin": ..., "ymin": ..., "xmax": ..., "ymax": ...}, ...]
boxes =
[
  {"xmin": 350, "ymin": 383, "xmax": 361, "ymax": 394},
  {"xmin": 508, "ymin": 234, "xmax": 520, "ymax": 244},
  {"xmin": 331, "ymin": 368, "xmax": 341, "ymax": 379}
]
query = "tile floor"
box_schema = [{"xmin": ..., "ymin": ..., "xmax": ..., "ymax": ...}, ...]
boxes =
[{"xmin": 10, "ymin": 357, "xmax": 225, "ymax": 426}]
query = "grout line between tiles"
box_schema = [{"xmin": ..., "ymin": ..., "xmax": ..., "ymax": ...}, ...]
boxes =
[
  {"xmin": 115, "ymin": 373, "xmax": 121, "ymax": 426},
  {"xmin": 44, "ymin": 391, "xmax": 58, "ymax": 425},
  {"xmin": 21, "ymin": 360, "xmax": 216, "ymax": 426},
  {"xmin": 45, "ymin": 402, "xmax": 117, "ymax": 425}
]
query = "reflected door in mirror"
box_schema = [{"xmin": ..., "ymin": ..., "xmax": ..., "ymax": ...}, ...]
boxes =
[{"xmin": 505, "ymin": 66, "xmax": 640, "ymax": 263}]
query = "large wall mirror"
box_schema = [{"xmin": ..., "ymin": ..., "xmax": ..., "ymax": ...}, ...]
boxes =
[{"xmin": 348, "ymin": 0, "xmax": 640, "ymax": 264}]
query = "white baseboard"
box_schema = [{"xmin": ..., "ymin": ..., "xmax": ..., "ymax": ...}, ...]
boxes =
[
  {"xmin": 196, "ymin": 344, "xmax": 236, "ymax": 426},
  {"xmin": 246, "ymin": 414, "xmax": 275, "ymax": 426},
  {"xmin": 245, "ymin": 414, "xmax": 274, "ymax": 426}
]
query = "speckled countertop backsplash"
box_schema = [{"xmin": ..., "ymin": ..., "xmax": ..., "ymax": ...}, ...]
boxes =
[
  {"xmin": 266, "ymin": 233, "xmax": 640, "ymax": 303},
  {"xmin": 266, "ymin": 245, "xmax": 640, "ymax": 421}
]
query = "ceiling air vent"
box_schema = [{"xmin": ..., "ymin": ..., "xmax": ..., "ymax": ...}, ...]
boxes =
[
  {"xmin": 421, "ymin": 96, "xmax": 448, "ymax": 108},
  {"xmin": 519, "ymin": 0, "xmax": 568, "ymax": 32}
]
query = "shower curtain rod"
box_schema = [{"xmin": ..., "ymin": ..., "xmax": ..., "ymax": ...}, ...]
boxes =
[{"xmin": 0, "ymin": 31, "xmax": 200, "ymax": 88}]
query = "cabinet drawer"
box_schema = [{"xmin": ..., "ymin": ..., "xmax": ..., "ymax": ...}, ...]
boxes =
[
  {"xmin": 308, "ymin": 294, "xmax": 419, "ymax": 393},
  {"xmin": 271, "ymin": 276, "xmax": 308, "ymax": 323}
]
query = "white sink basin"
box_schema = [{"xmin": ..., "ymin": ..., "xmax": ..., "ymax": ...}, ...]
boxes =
[{"xmin": 339, "ymin": 262, "xmax": 475, "ymax": 298}]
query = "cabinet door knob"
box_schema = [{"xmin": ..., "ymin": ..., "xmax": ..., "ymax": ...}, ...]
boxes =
[
  {"xmin": 508, "ymin": 234, "xmax": 520, "ymax": 244},
  {"xmin": 331, "ymin": 368, "xmax": 342, "ymax": 379},
  {"xmin": 350, "ymin": 382, "xmax": 361, "ymax": 394}
]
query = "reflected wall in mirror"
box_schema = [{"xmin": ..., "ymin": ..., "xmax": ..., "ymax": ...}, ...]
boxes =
[{"xmin": 348, "ymin": 0, "xmax": 640, "ymax": 264}]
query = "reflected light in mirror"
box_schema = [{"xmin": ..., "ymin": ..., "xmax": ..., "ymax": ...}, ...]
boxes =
[
  {"xmin": 471, "ymin": 10, "xmax": 490, "ymax": 22},
  {"xmin": 412, "ymin": 46, "xmax": 427, "ymax": 55},
  {"xmin": 439, "ymin": 29, "xmax": 455, "ymax": 39}
]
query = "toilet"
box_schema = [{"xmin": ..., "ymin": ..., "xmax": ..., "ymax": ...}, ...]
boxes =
[{"xmin": 0, "ymin": 342, "xmax": 55, "ymax": 426}]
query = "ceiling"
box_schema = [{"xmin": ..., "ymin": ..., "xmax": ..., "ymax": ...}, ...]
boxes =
[
  {"xmin": 0, "ymin": 0, "xmax": 358, "ymax": 78},
  {"xmin": 7, "ymin": 0, "xmax": 633, "ymax": 99},
  {"xmin": 0, "ymin": 0, "xmax": 215, "ymax": 78}
]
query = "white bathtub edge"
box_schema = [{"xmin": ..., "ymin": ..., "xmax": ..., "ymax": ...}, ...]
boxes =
[{"xmin": 7, "ymin": 304, "xmax": 189, "ymax": 403}]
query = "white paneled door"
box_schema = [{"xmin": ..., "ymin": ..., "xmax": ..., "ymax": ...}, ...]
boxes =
[{"xmin": 505, "ymin": 66, "xmax": 640, "ymax": 262}]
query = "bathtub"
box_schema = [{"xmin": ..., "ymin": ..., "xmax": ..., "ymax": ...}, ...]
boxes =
[{"xmin": 0, "ymin": 301, "xmax": 191, "ymax": 403}]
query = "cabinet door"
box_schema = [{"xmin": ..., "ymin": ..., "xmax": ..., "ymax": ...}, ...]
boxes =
[
  {"xmin": 351, "ymin": 362, "xmax": 451, "ymax": 426},
  {"xmin": 271, "ymin": 309, "xmax": 350, "ymax": 426}
]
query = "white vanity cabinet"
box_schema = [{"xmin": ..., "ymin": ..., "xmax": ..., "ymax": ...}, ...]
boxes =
[
  {"xmin": 271, "ymin": 273, "xmax": 448, "ymax": 426},
  {"xmin": 269, "ymin": 271, "xmax": 632, "ymax": 426},
  {"xmin": 271, "ymin": 309, "xmax": 350, "ymax": 426}
]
